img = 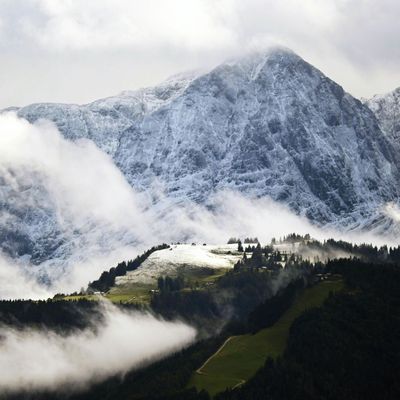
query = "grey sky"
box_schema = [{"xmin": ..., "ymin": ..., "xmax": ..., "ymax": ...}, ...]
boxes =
[{"xmin": 0, "ymin": 0, "xmax": 399, "ymax": 108}]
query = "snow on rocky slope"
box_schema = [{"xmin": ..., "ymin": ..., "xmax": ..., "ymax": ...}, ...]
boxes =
[
  {"xmin": 2, "ymin": 48, "xmax": 400, "ymax": 273},
  {"xmin": 365, "ymin": 87, "xmax": 400, "ymax": 146},
  {"xmin": 116, "ymin": 244, "xmax": 241, "ymax": 285}
]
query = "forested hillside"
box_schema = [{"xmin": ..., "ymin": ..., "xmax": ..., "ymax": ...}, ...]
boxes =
[{"xmin": 2, "ymin": 238, "xmax": 400, "ymax": 400}]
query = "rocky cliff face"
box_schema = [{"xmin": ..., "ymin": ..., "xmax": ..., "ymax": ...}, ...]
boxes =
[
  {"xmin": 2, "ymin": 48, "xmax": 400, "ymax": 266},
  {"xmin": 365, "ymin": 87, "xmax": 400, "ymax": 146}
]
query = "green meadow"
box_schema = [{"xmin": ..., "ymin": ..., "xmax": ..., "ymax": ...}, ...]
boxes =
[{"xmin": 190, "ymin": 277, "xmax": 344, "ymax": 396}]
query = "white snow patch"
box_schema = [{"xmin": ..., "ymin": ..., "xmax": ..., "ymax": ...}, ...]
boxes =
[{"xmin": 116, "ymin": 244, "xmax": 241, "ymax": 285}]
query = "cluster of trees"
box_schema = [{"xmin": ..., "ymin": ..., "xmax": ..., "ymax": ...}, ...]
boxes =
[
  {"xmin": 237, "ymin": 234, "xmax": 400, "ymax": 268},
  {"xmin": 0, "ymin": 299, "xmax": 102, "ymax": 332},
  {"xmin": 151, "ymin": 288, "xmax": 220, "ymax": 326},
  {"xmin": 237, "ymin": 241, "xmax": 267, "ymax": 253},
  {"xmin": 234, "ymin": 243, "xmax": 292, "ymax": 270},
  {"xmin": 299, "ymin": 237, "xmax": 400, "ymax": 263},
  {"xmin": 269, "ymin": 233, "xmax": 400, "ymax": 266},
  {"xmin": 88, "ymin": 244, "xmax": 169, "ymax": 292},
  {"xmin": 248, "ymin": 243, "xmax": 263, "ymax": 265},
  {"xmin": 278, "ymin": 233, "xmax": 311, "ymax": 243},
  {"xmin": 247, "ymin": 278, "xmax": 304, "ymax": 333},
  {"xmin": 227, "ymin": 237, "xmax": 259, "ymax": 245},
  {"xmin": 237, "ymin": 240, "xmax": 270, "ymax": 254},
  {"xmin": 157, "ymin": 276, "xmax": 185, "ymax": 292},
  {"xmin": 243, "ymin": 237, "xmax": 259, "ymax": 243}
]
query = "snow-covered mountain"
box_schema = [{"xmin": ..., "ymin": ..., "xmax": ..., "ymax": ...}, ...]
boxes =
[
  {"xmin": 2, "ymin": 48, "xmax": 400, "ymax": 270},
  {"xmin": 365, "ymin": 87, "xmax": 400, "ymax": 145}
]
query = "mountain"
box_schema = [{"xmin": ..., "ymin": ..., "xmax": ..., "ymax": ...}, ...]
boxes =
[
  {"xmin": 2, "ymin": 48, "xmax": 400, "ymax": 270},
  {"xmin": 365, "ymin": 87, "xmax": 400, "ymax": 145}
]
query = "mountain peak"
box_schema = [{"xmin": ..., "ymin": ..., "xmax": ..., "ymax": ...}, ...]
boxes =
[
  {"xmin": 372, "ymin": 86, "xmax": 400, "ymax": 99},
  {"xmin": 220, "ymin": 46, "xmax": 301, "ymax": 71},
  {"xmin": 3, "ymin": 49, "xmax": 400, "ymax": 267}
]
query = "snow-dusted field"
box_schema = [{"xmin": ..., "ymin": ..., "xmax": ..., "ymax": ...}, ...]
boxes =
[{"xmin": 116, "ymin": 244, "xmax": 242, "ymax": 285}]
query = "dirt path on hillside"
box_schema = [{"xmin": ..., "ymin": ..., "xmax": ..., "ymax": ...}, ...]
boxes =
[{"xmin": 196, "ymin": 336, "xmax": 237, "ymax": 375}]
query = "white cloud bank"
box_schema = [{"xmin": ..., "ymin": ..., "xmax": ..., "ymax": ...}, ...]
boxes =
[
  {"xmin": 24, "ymin": 0, "xmax": 235, "ymax": 51},
  {"xmin": 0, "ymin": 302, "xmax": 196, "ymax": 393},
  {"xmin": 0, "ymin": 0, "xmax": 399, "ymax": 107},
  {"xmin": 0, "ymin": 112, "xmax": 148, "ymax": 232},
  {"xmin": 0, "ymin": 252, "xmax": 51, "ymax": 299},
  {"xmin": 0, "ymin": 112, "xmax": 152, "ymax": 297}
]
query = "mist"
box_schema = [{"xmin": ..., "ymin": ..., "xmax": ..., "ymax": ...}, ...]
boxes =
[
  {"xmin": 0, "ymin": 301, "xmax": 196, "ymax": 394},
  {"xmin": 0, "ymin": 112, "xmax": 151, "ymax": 297},
  {"xmin": 384, "ymin": 202, "xmax": 400, "ymax": 223},
  {"xmin": 0, "ymin": 252, "xmax": 51, "ymax": 299}
]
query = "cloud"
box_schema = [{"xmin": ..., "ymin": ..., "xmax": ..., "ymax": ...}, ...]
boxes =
[
  {"xmin": 0, "ymin": 0, "xmax": 400, "ymax": 108},
  {"xmin": 331, "ymin": 0, "xmax": 400, "ymax": 69},
  {"xmin": 17, "ymin": 0, "xmax": 235, "ymax": 51},
  {"xmin": 0, "ymin": 301, "xmax": 196, "ymax": 393},
  {"xmin": 384, "ymin": 202, "xmax": 400, "ymax": 223},
  {"xmin": 0, "ymin": 252, "xmax": 51, "ymax": 299},
  {"xmin": 152, "ymin": 190, "xmax": 399, "ymax": 250},
  {"xmin": 0, "ymin": 112, "xmax": 152, "ymax": 297},
  {"xmin": 0, "ymin": 112, "xmax": 147, "ymax": 229}
]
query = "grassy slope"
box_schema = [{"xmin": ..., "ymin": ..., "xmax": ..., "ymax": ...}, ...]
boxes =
[
  {"xmin": 61, "ymin": 268, "xmax": 229, "ymax": 305},
  {"xmin": 190, "ymin": 277, "xmax": 344, "ymax": 396}
]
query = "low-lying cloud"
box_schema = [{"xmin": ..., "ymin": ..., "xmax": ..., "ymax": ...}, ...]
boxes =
[
  {"xmin": 0, "ymin": 252, "xmax": 51, "ymax": 299},
  {"xmin": 384, "ymin": 202, "xmax": 400, "ymax": 223},
  {"xmin": 0, "ymin": 302, "xmax": 196, "ymax": 394},
  {"xmin": 0, "ymin": 112, "xmax": 151, "ymax": 297}
]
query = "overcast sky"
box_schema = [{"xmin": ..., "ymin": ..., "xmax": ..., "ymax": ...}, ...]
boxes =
[{"xmin": 0, "ymin": 0, "xmax": 399, "ymax": 108}]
